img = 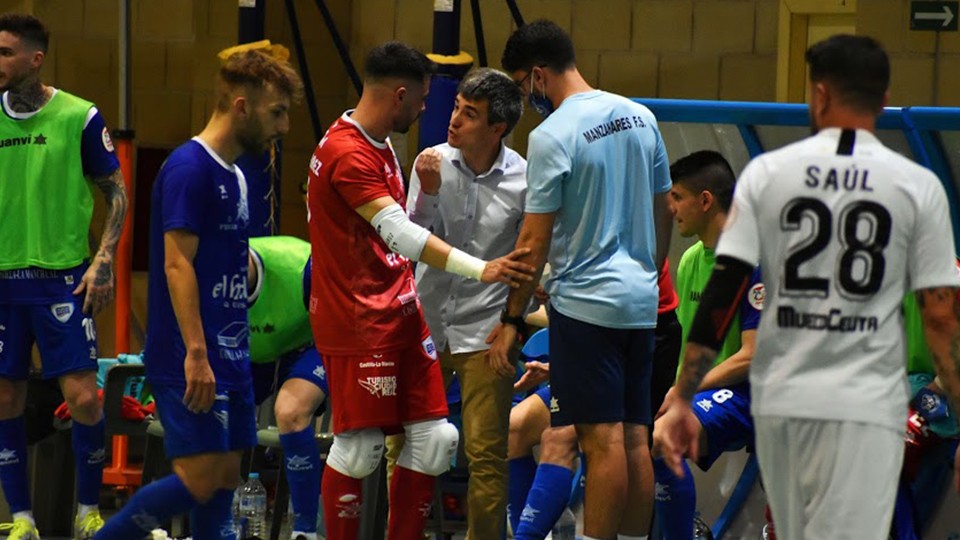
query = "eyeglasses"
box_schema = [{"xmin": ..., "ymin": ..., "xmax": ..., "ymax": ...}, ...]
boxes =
[{"xmin": 514, "ymin": 65, "xmax": 547, "ymax": 89}]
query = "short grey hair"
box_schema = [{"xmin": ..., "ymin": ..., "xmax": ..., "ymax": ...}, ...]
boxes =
[{"xmin": 457, "ymin": 68, "xmax": 524, "ymax": 139}]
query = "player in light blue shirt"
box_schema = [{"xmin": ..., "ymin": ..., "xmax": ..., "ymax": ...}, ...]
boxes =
[{"xmin": 491, "ymin": 19, "xmax": 673, "ymax": 540}]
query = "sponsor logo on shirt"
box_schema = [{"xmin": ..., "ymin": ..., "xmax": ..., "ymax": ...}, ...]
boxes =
[
  {"xmin": 748, "ymin": 283, "xmax": 766, "ymax": 311},
  {"xmin": 212, "ymin": 273, "xmax": 247, "ymax": 303},
  {"xmin": 50, "ymin": 302, "xmax": 74, "ymax": 323},
  {"xmin": 581, "ymin": 116, "xmax": 645, "ymax": 144},
  {"xmin": 0, "ymin": 133, "xmax": 45, "ymax": 149},
  {"xmin": 217, "ymin": 322, "xmax": 249, "ymax": 354},
  {"xmin": 313, "ymin": 364, "xmax": 326, "ymax": 380},
  {"xmin": 358, "ymin": 360, "xmax": 395, "ymax": 369},
  {"xmin": 776, "ymin": 306, "xmax": 878, "ymax": 333},
  {"xmin": 696, "ymin": 399, "xmax": 713, "ymax": 412},
  {"xmin": 358, "ymin": 376, "xmax": 397, "ymax": 398}
]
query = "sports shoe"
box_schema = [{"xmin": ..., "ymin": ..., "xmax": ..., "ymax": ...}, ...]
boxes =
[
  {"xmin": 74, "ymin": 510, "xmax": 105, "ymax": 540},
  {"xmin": 2, "ymin": 517, "xmax": 41, "ymax": 540},
  {"xmin": 693, "ymin": 515, "xmax": 715, "ymax": 540}
]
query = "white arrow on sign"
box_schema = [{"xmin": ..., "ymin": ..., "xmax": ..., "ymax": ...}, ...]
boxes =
[{"xmin": 916, "ymin": 5, "xmax": 956, "ymax": 27}]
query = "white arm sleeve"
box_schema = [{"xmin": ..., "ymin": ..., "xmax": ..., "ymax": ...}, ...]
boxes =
[{"xmin": 371, "ymin": 203, "xmax": 431, "ymax": 261}]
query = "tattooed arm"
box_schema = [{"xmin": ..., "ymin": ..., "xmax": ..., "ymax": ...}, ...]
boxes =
[
  {"xmin": 916, "ymin": 286, "xmax": 960, "ymax": 492},
  {"xmin": 73, "ymin": 168, "xmax": 128, "ymax": 315}
]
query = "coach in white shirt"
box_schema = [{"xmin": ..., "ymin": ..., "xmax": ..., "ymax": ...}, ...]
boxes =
[
  {"xmin": 406, "ymin": 67, "xmax": 526, "ymax": 540},
  {"xmin": 655, "ymin": 34, "xmax": 960, "ymax": 540}
]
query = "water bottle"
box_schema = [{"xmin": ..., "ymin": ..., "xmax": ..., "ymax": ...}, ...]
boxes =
[
  {"xmin": 240, "ymin": 473, "xmax": 268, "ymax": 539},
  {"xmin": 550, "ymin": 506, "xmax": 577, "ymax": 540},
  {"xmin": 232, "ymin": 481, "xmax": 245, "ymax": 538}
]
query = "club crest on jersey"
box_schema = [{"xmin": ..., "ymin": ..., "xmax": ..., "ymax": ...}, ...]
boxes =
[
  {"xmin": 50, "ymin": 302, "xmax": 74, "ymax": 323},
  {"xmin": 422, "ymin": 337, "xmax": 437, "ymax": 360},
  {"xmin": 749, "ymin": 282, "xmax": 766, "ymax": 310},
  {"xmin": 101, "ymin": 127, "xmax": 114, "ymax": 152}
]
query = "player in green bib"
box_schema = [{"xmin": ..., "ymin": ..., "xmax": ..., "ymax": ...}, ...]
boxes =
[
  {"xmin": 0, "ymin": 14, "xmax": 128, "ymax": 540},
  {"xmin": 653, "ymin": 151, "xmax": 765, "ymax": 540},
  {"xmin": 892, "ymin": 279, "xmax": 960, "ymax": 540},
  {"xmin": 247, "ymin": 235, "xmax": 328, "ymax": 540}
]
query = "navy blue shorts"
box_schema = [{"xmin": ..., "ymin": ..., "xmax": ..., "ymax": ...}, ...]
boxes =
[
  {"xmin": 690, "ymin": 382, "xmax": 754, "ymax": 469},
  {"xmin": 250, "ymin": 345, "xmax": 329, "ymax": 405},
  {"xmin": 0, "ymin": 297, "xmax": 98, "ymax": 380},
  {"xmin": 548, "ymin": 307, "xmax": 654, "ymax": 426},
  {"xmin": 153, "ymin": 383, "xmax": 258, "ymax": 460}
]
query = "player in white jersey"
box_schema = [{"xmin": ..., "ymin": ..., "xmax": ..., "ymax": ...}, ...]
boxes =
[{"xmin": 654, "ymin": 34, "xmax": 960, "ymax": 540}]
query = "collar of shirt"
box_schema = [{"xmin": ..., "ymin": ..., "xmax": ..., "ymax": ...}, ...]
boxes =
[{"xmin": 447, "ymin": 142, "xmax": 524, "ymax": 181}]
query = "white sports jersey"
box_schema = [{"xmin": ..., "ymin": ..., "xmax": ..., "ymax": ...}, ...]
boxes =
[{"xmin": 716, "ymin": 127, "xmax": 960, "ymax": 431}]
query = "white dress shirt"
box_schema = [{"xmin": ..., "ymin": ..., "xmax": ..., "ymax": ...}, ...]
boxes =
[{"xmin": 408, "ymin": 142, "xmax": 527, "ymax": 354}]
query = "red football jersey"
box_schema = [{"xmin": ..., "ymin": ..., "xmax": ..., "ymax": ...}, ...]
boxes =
[
  {"xmin": 307, "ymin": 112, "xmax": 426, "ymax": 355},
  {"xmin": 657, "ymin": 257, "xmax": 679, "ymax": 314}
]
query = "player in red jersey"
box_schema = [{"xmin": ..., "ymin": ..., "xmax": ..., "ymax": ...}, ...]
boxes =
[{"xmin": 306, "ymin": 41, "xmax": 535, "ymax": 540}]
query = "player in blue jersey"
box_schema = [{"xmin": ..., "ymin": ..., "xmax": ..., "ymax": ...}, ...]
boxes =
[
  {"xmin": 653, "ymin": 151, "xmax": 763, "ymax": 540},
  {"xmin": 492, "ymin": 19, "xmax": 673, "ymax": 540},
  {"xmin": 94, "ymin": 50, "xmax": 302, "ymax": 540},
  {"xmin": 0, "ymin": 14, "xmax": 128, "ymax": 540}
]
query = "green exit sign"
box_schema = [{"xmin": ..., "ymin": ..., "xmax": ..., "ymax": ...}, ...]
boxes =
[{"xmin": 911, "ymin": 1, "xmax": 958, "ymax": 31}]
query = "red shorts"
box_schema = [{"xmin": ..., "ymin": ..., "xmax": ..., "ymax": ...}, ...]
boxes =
[{"xmin": 322, "ymin": 332, "xmax": 448, "ymax": 434}]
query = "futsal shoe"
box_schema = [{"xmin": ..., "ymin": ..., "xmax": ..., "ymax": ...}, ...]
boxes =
[
  {"xmin": 74, "ymin": 510, "xmax": 105, "ymax": 540},
  {"xmin": 3, "ymin": 517, "xmax": 40, "ymax": 540}
]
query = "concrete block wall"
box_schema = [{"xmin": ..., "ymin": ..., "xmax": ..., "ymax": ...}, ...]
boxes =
[
  {"xmin": 857, "ymin": 0, "xmax": 960, "ymax": 106},
  {"xmin": 348, "ymin": 0, "xmax": 781, "ymax": 159}
]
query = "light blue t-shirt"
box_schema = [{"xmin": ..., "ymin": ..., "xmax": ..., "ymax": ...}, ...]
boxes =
[{"xmin": 526, "ymin": 90, "xmax": 671, "ymax": 329}]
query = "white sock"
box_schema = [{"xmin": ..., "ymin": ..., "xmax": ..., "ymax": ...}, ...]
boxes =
[
  {"xmin": 291, "ymin": 533, "xmax": 318, "ymax": 540},
  {"xmin": 12, "ymin": 511, "xmax": 34, "ymax": 524},
  {"xmin": 77, "ymin": 503, "xmax": 98, "ymax": 519}
]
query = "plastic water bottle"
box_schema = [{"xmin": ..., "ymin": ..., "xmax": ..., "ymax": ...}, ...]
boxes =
[
  {"xmin": 550, "ymin": 506, "xmax": 577, "ymax": 540},
  {"xmin": 232, "ymin": 482, "xmax": 245, "ymax": 538},
  {"xmin": 241, "ymin": 473, "xmax": 268, "ymax": 539}
]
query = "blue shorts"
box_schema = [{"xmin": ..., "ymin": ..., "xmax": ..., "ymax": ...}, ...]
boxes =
[
  {"xmin": 153, "ymin": 383, "xmax": 258, "ymax": 460},
  {"xmin": 690, "ymin": 382, "xmax": 754, "ymax": 470},
  {"xmin": 548, "ymin": 307, "xmax": 654, "ymax": 426},
  {"xmin": 0, "ymin": 296, "xmax": 98, "ymax": 380},
  {"xmin": 250, "ymin": 345, "xmax": 328, "ymax": 406},
  {"xmin": 535, "ymin": 385, "xmax": 553, "ymax": 412}
]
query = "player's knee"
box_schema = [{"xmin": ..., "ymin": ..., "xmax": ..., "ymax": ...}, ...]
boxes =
[
  {"xmin": 66, "ymin": 387, "xmax": 102, "ymax": 423},
  {"xmin": 326, "ymin": 428, "xmax": 385, "ymax": 479},
  {"xmin": 397, "ymin": 419, "xmax": 459, "ymax": 476},
  {"xmin": 274, "ymin": 395, "xmax": 311, "ymax": 433}
]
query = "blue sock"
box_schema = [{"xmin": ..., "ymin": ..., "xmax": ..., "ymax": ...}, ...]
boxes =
[
  {"xmin": 280, "ymin": 426, "xmax": 321, "ymax": 533},
  {"xmin": 93, "ymin": 474, "xmax": 198, "ymax": 539},
  {"xmin": 72, "ymin": 417, "xmax": 105, "ymax": 506},
  {"xmin": 508, "ymin": 455, "xmax": 538, "ymax": 536},
  {"xmin": 653, "ymin": 458, "xmax": 696, "ymax": 540},
  {"xmin": 514, "ymin": 463, "xmax": 574, "ymax": 540},
  {"xmin": 191, "ymin": 488, "xmax": 236, "ymax": 540},
  {"xmin": 0, "ymin": 417, "xmax": 31, "ymax": 513}
]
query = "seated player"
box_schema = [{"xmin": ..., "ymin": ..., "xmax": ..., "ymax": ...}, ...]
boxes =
[
  {"xmin": 248, "ymin": 235, "xmax": 327, "ymax": 540},
  {"xmin": 652, "ymin": 151, "xmax": 763, "ymax": 540},
  {"xmin": 891, "ymin": 280, "xmax": 960, "ymax": 540}
]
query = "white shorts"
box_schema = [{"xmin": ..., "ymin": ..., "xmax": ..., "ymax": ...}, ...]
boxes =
[{"xmin": 755, "ymin": 415, "xmax": 903, "ymax": 540}]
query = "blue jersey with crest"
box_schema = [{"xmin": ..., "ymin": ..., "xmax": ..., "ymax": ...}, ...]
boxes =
[{"xmin": 144, "ymin": 138, "xmax": 251, "ymax": 390}]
